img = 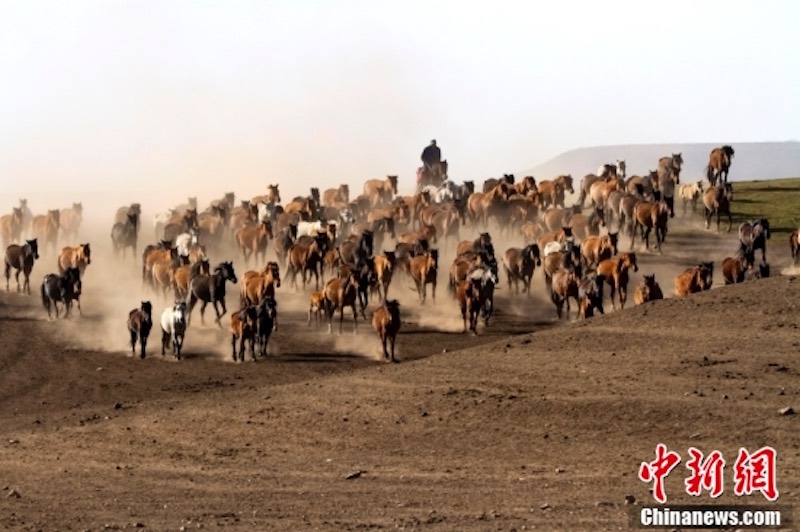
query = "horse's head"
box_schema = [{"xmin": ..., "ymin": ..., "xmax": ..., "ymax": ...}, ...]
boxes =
[
  {"xmin": 141, "ymin": 301, "xmax": 153, "ymax": 321},
  {"xmin": 387, "ymin": 175, "xmax": 399, "ymax": 195},
  {"xmin": 25, "ymin": 238, "xmax": 39, "ymax": 260},
  {"xmin": 173, "ymin": 301, "xmax": 187, "ymax": 324},
  {"xmin": 267, "ymin": 184, "xmax": 281, "ymax": 204},
  {"xmin": 759, "ymin": 218, "xmax": 771, "ymax": 239},
  {"xmin": 81, "ymin": 243, "xmax": 91, "ymax": 264},
  {"xmin": 19, "ymin": 199, "xmax": 27, "ymax": 208},
  {"xmin": 268, "ymin": 262, "xmax": 281, "ymax": 288},
  {"xmin": 48, "ymin": 209, "xmax": 61, "ymax": 224}
]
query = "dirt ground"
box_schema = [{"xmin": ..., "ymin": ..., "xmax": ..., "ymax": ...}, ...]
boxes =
[{"xmin": 0, "ymin": 211, "xmax": 798, "ymax": 531}]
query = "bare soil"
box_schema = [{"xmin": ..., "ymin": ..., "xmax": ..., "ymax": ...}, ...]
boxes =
[{"xmin": 0, "ymin": 214, "xmax": 798, "ymax": 531}]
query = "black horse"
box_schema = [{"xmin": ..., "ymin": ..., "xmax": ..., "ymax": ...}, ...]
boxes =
[
  {"xmin": 738, "ymin": 218, "xmax": 770, "ymax": 262},
  {"xmin": 255, "ymin": 296, "xmax": 278, "ymax": 359},
  {"xmin": 41, "ymin": 267, "xmax": 81, "ymax": 319},
  {"xmin": 127, "ymin": 301, "xmax": 153, "ymax": 359},
  {"xmin": 186, "ymin": 261, "xmax": 237, "ymax": 327},
  {"xmin": 111, "ymin": 211, "xmax": 139, "ymax": 260}
]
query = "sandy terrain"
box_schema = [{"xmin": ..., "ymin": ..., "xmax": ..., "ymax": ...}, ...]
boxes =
[{"xmin": 0, "ymin": 205, "xmax": 797, "ymax": 531}]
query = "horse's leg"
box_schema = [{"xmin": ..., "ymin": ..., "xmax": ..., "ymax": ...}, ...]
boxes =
[
  {"xmin": 609, "ymin": 280, "xmax": 617, "ymax": 311},
  {"xmin": 129, "ymin": 328, "xmax": 137, "ymax": 355},
  {"xmin": 339, "ymin": 306, "xmax": 345, "ymax": 335},
  {"xmin": 352, "ymin": 303, "xmax": 358, "ymax": 335},
  {"xmin": 15, "ymin": 269, "xmax": 22, "ymax": 292},
  {"xmin": 161, "ymin": 329, "xmax": 169, "ymax": 355},
  {"xmin": 231, "ymin": 333, "xmax": 238, "ymax": 361},
  {"xmin": 199, "ymin": 300, "xmax": 208, "ymax": 325},
  {"xmin": 431, "ymin": 280, "xmax": 436, "ymax": 305}
]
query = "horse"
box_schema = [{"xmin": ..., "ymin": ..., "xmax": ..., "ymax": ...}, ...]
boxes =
[
  {"xmin": 308, "ymin": 290, "xmax": 326, "ymax": 326},
  {"xmin": 482, "ymin": 174, "xmax": 515, "ymax": 193},
  {"xmin": 364, "ymin": 175, "xmax": 399, "ymax": 207},
  {"xmin": 657, "ymin": 153, "xmax": 683, "ymax": 217},
  {"xmin": 455, "ymin": 277, "xmax": 483, "ymax": 334},
  {"xmin": 578, "ymin": 272, "xmax": 605, "ymax": 319},
  {"xmin": 706, "ymin": 145, "xmax": 734, "ymax": 186},
  {"xmin": 240, "ymin": 261, "xmax": 282, "ymax": 308},
  {"xmin": 4, "ymin": 238, "xmax": 39, "ymax": 294},
  {"xmin": 456, "ymin": 232, "xmax": 494, "ymax": 260},
  {"xmin": 160, "ymin": 301, "xmax": 187, "ymax": 360},
  {"xmin": 738, "ymin": 219, "xmax": 770, "ymax": 262},
  {"xmin": 127, "ymin": 301, "xmax": 153, "ymax": 359},
  {"xmin": 580, "ymin": 234, "xmax": 616, "ymax": 269},
  {"xmin": 372, "ymin": 299, "xmax": 401, "ymax": 362},
  {"xmin": 40, "ymin": 267, "xmax": 81, "ymax": 319},
  {"xmin": 151, "ymin": 250, "xmax": 189, "ymax": 299},
  {"xmin": 285, "ymin": 232, "xmax": 329, "ymax": 290},
  {"xmin": 633, "ymin": 274, "xmax": 664, "ymax": 305},
  {"xmin": 791, "ymin": 231, "xmax": 800, "ymax": 266},
  {"xmin": 322, "ymin": 184, "xmax": 350, "ymax": 207},
  {"xmin": 417, "ymin": 160, "xmax": 449, "ymax": 190},
  {"xmin": 111, "ymin": 211, "xmax": 140, "ymax": 259},
  {"xmin": 58, "ymin": 243, "xmax": 91, "ymax": 276},
  {"xmin": 632, "ymin": 200, "xmax": 669, "ymax": 253},
  {"xmin": 230, "ymin": 305, "xmax": 258, "ymax": 362},
  {"xmin": 372, "ymin": 251, "xmax": 396, "ymax": 302},
  {"xmin": 186, "ymin": 261, "xmax": 238, "ymax": 327},
  {"xmin": 31, "ymin": 209, "xmax": 60, "ymax": 255},
  {"xmin": 550, "ymin": 267, "xmax": 580, "ymax": 320},
  {"xmin": 272, "ymin": 223, "xmax": 298, "ymax": 269},
  {"xmin": 163, "ymin": 208, "xmax": 199, "ymax": 243},
  {"xmin": 410, "ymin": 248, "xmax": 439, "ymax": 304},
  {"xmin": 250, "ymin": 184, "xmax": 281, "ymax": 207},
  {"xmin": 674, "ymin": 262, "xmax": 713, "ymax": 297},
  {"xmin": 171, "ymin": 258, "xmax": 210, "ymax": 301},
  {"xmin": 537, "ymin": 174, "xmax": 574, "ymax": 209},
  {"xmin": 254, "ymin": 296, "xmax": 277, "ymax": 358},
  {"xmin": 235, "ymin": 220, "xmax": 274, "ymax": 266},
  {"xmin": 678, "ymin": 181, "xmax": 704, "ymax": 215},
  {"xmin": 18, "ymin": 199, "xmax": 34, "ymax": 237},
  {"xmin": 322, "ymin": 270, "xmax": 361, "ymax": 335},
  {"xmin": 722, "ymin": 244, "xmax": 755, "ymax": 285},
  {"xmin": 60, "ymin": 202, "xmax": 83, "ymax": 242},
  {"xmin": 703, "ymin": 183, "xmax": 733, "ymax": 233},
  {"xmin": 0, "ymin": 207, "xmax": 24, "ymax": 248},
  {"xmin": 339, "ymin": 258, "xmax": 376, "ymax": 319},
  {"xmin": 596, "ymin": 251, "xmax": 638, "ymax": 311},
  {"xmin": 469, "ymin": 263, "xmax": 499, "ymax": 327},
  {"xmin": 502, "ymin": 244, "xmax": 541, "ymax": 295}
]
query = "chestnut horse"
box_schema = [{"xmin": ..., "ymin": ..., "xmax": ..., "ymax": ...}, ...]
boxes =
[
  {"xmin": 364, "ymin": 175, "xmax": 399, "ymax": 207},
  {"xmin": 633, "ymin": 274, "xmax": 663, "ymax": 305},
  {"xmin": 58, "ymin": 243, "xmax": 91, "ymax": 276},
  {"xmin": 706, "ymin": 145, "xmax": 734, "ymax": 186},
  {"xmin": 372, "ymin": 299, "xmax": 401, "ymax": 362},
  {"xmin": 32, "ymin": 209, "xmax": 60, "ymax": 255},
  {"xmin": 703, "ymin": 183, "xmax": 733, "ymax": 233}
]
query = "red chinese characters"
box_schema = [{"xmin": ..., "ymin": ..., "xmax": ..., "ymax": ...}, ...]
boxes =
[
  {"xmin": 639, "ymin": 443, "xmax": 682, "ymax": 504},
  {"xmin": 684, "ymin": 447, "xmax": 725, "ymax": 498},
  {"xmin": 733, "ymin": 446, "xmax": 779, "ymax": 501}
]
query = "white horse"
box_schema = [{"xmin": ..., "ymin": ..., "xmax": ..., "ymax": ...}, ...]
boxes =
[
  {"xmin": 160, "ymin": 301, "xmax": 187, "ymax": 360},
  {"xmin": 257, "ymin": 201, "xmax": 278, "ymax": 224},
  {"xmin": 174, "ymin": 228, "xmax": 200, "ymax": 257},
  {"xmin": 678, "ymin": 180, "xmax": 704, "ymax": 215},
  {"xmin": 296, "ymin": 220, "xmax": 326, "ymax": 238},
  {"xmin": 153, "ymin": 208, "xmax": 178, "ymax": 241}
]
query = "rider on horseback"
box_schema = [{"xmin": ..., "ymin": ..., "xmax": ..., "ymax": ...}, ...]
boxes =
[{"xmin": 418, "ymin": 139, "xmax": 443, "ymax": 191}]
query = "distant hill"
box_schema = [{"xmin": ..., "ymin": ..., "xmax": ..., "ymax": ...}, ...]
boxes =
[{"xmin": 522, "ymin": 141, "xmax": 800, "ymax": 182}]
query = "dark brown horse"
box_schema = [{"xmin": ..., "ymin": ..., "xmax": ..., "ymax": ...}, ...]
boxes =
[
  {"xmin": 111, "ymin": 211, "xmax": 140, "ymax": 259},
  {"xmin": 186, "ymin": 261, "xmax": 238, "ymax": 327},
  {"xmin": 127, "ymin": 301, "xmax": 153, "ymax": 359},
  {"xmin": 229, "ymin": 305, "xmax": 258, "ymax": 362},
  {"xmin": 632, "ymin": 200, "xmax": 669, "ymax": 253},
  {"xmin": 41, "ymin": 267, "xmax": 81, "ymax": 319},
  {"xmin": 634, "ymin": 274, "xmax": 663, "ymax": 305},
  {"xmin": 722, "ymin": 244, "xmax": 755, "ymax": 285},
  {"xmin": 32, "ymin": 209, "xmax": 60, "ymax": 255},
  {"xmin": 502, "ymin": 244, "xmax": 541, "ymax": 295},
  {"xmin": 4, "ymin": 238, "xmax": 39, "ymax": 294},
  {"xmin": 372, "ymin": 299, "xmax": 401, "ymax": 362},
  {"xmin": 706, "ymin": 145, "xmax": 734, "ymax": 186},
  {"xmin": 417, "ymin": 160, "xmax": 448, "ymax": 189},
  {"xmin": 285, "ymin": 232, "xmax": 329, "ymax": 290}
]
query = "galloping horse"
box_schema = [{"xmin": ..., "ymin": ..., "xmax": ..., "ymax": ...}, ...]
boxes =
[
  {"xmin": 703, "ymin": 183, "xmax": 733, "ymax": 233},
  {"xmin": 160, "ymin": 301, "xmax": 187, "ymax": 359},
  {"xmin": 538, "ymin": 174, "xmax": 574, "ymax": 209},
  {"xmin": 127, "ymin": 301, "xmax": 153, "ymax": 359},
  {"xmin": 4, "ymin": 238, "xmax": 39, "ymax": 294},
  {"xmin": 657, "ymin": 153, "xmax": 683, "ymax": 217},
  {"xmin": 677, "ymin": 181, "xmax": 704, "ymax": 215},
  {"xmin": 58, "ymin": 243, "xmax": 91, "ymax": 276},
  {"xmin": 186, "ymin": 261, "xmax": 238, "ymax": 327},
  {"xmin": 706, "ymin": 145, "xmax": 734, "ymax": 186},
  {"xmin": 372, "ymin": 299, "xmax": 401, "ymax": 362},
  {"xmin": 41, "ymin": 267, "xmax": 81, "ymax": 319},
  {"xmin": 738, "ymin": 218, "xmax": 770, "ymax": 261},
  {"xmin": 60, "ymin": 203, "xmax": 83, "ymax": 242},
  {"xmin": 417, "ymin": 160, "xmax": 449, "ymax": 190},
  {"xmin": 32, "ymin": 209, "xmax": 60, "ymax": 255},
  {"xmin": 364, "ymin": 175, "xmax": 399, "ymax": 207},
  {"xmin": 111, "ymin": 211, "xmax": 140, "ymax": 259},
  {"xmin": 0, "ymin": 207, "xmax": 24, "ymax": 248}
]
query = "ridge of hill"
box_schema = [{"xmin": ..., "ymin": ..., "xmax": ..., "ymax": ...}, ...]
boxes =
[{"xmin": 522, "ymin": 141, "xmax": 800, "ymax": 182}]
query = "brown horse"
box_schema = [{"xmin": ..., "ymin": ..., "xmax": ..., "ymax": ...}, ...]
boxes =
[
  {"xmin": 455, "ymin": 277, "xmax": 482, "ymax": 334},
  {"xmin": 4, "ymin": 238, "xmax": 39, "ymax": 294},
  {"xmin": 141, "ymin": 240, "xmax": 175, "ymax": 288},
  {"xmin": 633, "ymin": 274, "xmax": 664, "ymax": 305},
  {"xmin": 171, "ymin": 258, "xmax": 210, "ymax": 300},
  {"xmin": 631, "ymin": 200, "xmax": 669, "ymax": 253},
  {"xmin": 58, "ymin": 243, "xmax": 91, "ymax": 276},
  {"xmin": 578, "ymin": 272, "xmax": 605, "ymax": 319},
  {"xmin": 706, "ymin": 145, "xmax": 734, "ymax": 186},
  {"xmin": 596, "ymin": 251, "xmax": 638, "ymax": 310},
  {"xmin": 537, "ymin": 174, "xmax": 574, "ymax": 209},
  {"xmin": 307, "ymin": 290, "xmax": 326, "ymax": 326},
  {"xmin": 32, "ymin": 209, "xmax": 60, "ymax": 255},
  {"xmin": 240, "ymin": 261, "xmax": 282, "ymax": 307},
  {"xmin": 722, "ymin": 244, "xmax": 755, "ymax": 285},
  {"xmin": 502, "ymin": 244, "xmax": 541, "ymax": 295},
  {"xmin": 322, "ymin": 184, "xmax": 350, "ymax": 207},
  {"xmin": 791, "ymin": 231, "xmax": 799, "ymax": 266},
  {"xmin": 550, "ymin": 267, "xmax": 580, "ymax": 320},
  {"xmin": 410, "ymin": 249, "xmax": 439, "ymax": 304},
  {"xmin": 250, "ymin": 184, "xmax": 281, "ymax": 207},
  {"xmin": 580, "ymin": 234, "xmax": 616, "ymax": 269},
  {"xmin": 229, "ymin": 305, "xmax": 259, "ymax": 362},
  {"xmin": 186, "ymin": 261, "xmax": 238, "ymax": 327},
  {"xmin": 674, "ymin": 262, "xmax": 713, "ymax": 297},
  {"xmin": 372, "ymin": 251, "xmax": 395, "ymax": 302},
  {"xmin": 285, "ymin": 233, "xmax": 329, "ymax": 290},
  {"xmin": 151, "ymin": 250, "xmax": 187, "ymax": 299},
  {"xmin": 703, "ymin": 183, "xmax": 733, "ymax": 233},
  {"xmin": 322, "ymin": 270, "xmax": 360, "ymax": 334},
  {"xmin": 364, "ymin": 175, "xmax": 399, "ymax": 207},
  {"xmin": 372, "ymin": 299, "xmax": 401, "ymax": 362},
  {"xmin": 235, "ymin": 220, "xmax": 274, "ymax": 266},
  {"xmin": 0, "ymin": 207, "xmax": 24, "ymax": 248},
  {"xmin": 112, "ymin": 211, "xmax": 140, "ymax": 260},
  {"xmin": 60, "ymin": 202, "xmax": 83, "ymax": 242}
]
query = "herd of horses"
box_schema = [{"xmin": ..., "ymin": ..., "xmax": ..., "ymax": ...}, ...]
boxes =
[{"xmin": 0, "ymin": 144, "xmax": 786, "ymax": 362}]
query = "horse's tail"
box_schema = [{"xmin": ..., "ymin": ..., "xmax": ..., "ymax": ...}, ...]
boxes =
[
  {"xmin": 40, "ymin": 281, "xmax": 49, "ymax": 310},
  {"xmin": 705, "ymin": 165, "xmax": 714, "ymax": 183}
]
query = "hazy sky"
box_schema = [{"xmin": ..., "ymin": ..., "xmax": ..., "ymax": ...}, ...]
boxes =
[{"xmin": 1, "ymin": 0, "xmax": 798, "ymax": 215}]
